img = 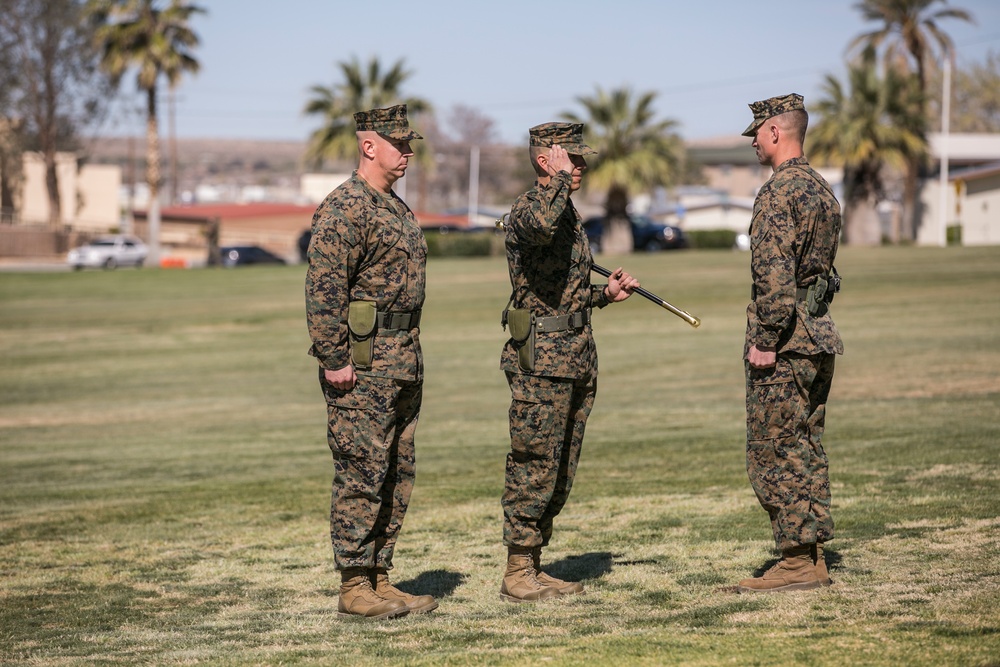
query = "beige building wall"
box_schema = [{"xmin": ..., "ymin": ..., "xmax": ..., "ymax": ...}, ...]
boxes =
[
  {"xmin": 961, "ymin": 172, "xmax": 1000, "ymax": 246},
  {"xmin": 19, "ymin": 152, "xmax": 121, "ymax": 230},
  {"xmin": 75, "ymin": 164, "xmax": 122, "ymax": 232},
  {"xmin": 301, "ymin": 173, "xmax": 351, "ymax": 204},
  {"xmin": 21, "ymin": 153, "xmax": 77, "ymax": 225}
]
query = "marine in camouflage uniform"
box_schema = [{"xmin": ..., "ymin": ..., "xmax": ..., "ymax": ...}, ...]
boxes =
[
  {"xmin": 306, "ymin": 104, "xmax": 437, "ymax": 619},
  {"xmin": 499, "ymin": 122, "xmax": 639, "ymax": 602},
  {"xmin": 738, "ymin": 93, "xmax": 844, "ymax": 593}
]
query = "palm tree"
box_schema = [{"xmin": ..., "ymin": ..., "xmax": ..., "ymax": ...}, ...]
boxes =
[
  {"xmin": 850, "ymin": 0, "xmax": 974, "ymax": 241},
  {"xmin": 303, "ymin": 56, "xmax": 431, "ymax": 169},
  {"xmin": 89, "ymin": 0, "xmax": 204, "ymax": 266},
  {"xmin": 809, "ymin": 47, "xmax": 927, "ymax": 245},
  {"xmin": 562, "ymin": 86, "xmax": 684, "ymax": 255}
]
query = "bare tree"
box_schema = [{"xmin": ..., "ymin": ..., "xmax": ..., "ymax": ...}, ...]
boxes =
[
  {"xmin": 0, "ymin": 0, "xmax": 111, "ymax": 226},
  {"xmin": 928, "ymin": 50, "xmax": 1000, "ymax": 133},
  {"xmin": 448, "ymin": 104, "xmax": 499, "ymax": 146}
]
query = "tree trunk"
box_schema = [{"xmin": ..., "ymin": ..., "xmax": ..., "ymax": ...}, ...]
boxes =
[
  {"xmin": 601, "ymin": 184, "xmax": 633, "ymax": 255},
  {"xmin": 146, "ymin": 87, "xmax": 161, "ymax": 266},
  {"xmin": 44, "ymin": 153, "xmax": 61, "ymax": 227},
  {"xmin": 0, "ymin": 119, "xmax": 23, "ymax": 221},
  {"xmin": 840, "ymin": 168, "xmax": 881, "ymax": 246},
  {"xmin": 843, "ymin": 193, "xmax": 881, "ymax": 246},
  {"xmin": 899, "ymin": 160, "xmax": 919, "ymax": 243}
]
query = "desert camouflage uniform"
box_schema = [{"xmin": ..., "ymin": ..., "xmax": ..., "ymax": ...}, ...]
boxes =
[
  {"xmin": 501, "ymin": 169, "xmax": 611, "ymax": 548},
  {"xmin": 306, "ymin": 170, "xmax": 427, "ymax": 571},
  {"xmin": 745, "ymin": 156, "xmax": 843, "ymax": 551}
]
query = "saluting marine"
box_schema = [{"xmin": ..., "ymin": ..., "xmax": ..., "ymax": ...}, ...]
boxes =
[{"xmin": 499, "ymin": 121, "xmax": 639, "ymax": 602}]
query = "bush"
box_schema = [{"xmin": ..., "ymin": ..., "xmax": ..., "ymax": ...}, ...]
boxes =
[
  {"xmin": 947, "ymin": 224, "xmax": 962, "ymax": 246},
  {"xmin": 685, "ymin": 229, "xmax": 739, "ymax": 249},
  {"xmin": 424, "ymin": 230, "xmax": 502, "ymax": 257}
]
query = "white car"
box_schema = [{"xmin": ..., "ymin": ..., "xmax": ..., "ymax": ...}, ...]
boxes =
[{"xmin": 67, "ymin": 235, "xmax": 149, "ymax": 270}]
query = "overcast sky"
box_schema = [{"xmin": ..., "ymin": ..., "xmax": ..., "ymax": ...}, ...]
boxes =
[{"xmin": 109, "ymin": 0, "xmax": 1000, "ymax": 145}]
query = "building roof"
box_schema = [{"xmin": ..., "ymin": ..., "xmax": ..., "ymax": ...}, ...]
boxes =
[
  {"xmin": 136, "ymin": 202, "xmax": 317, "ymax": 221},
  {"xmin": 949, "ymin": 160, "xmax": 1000, "ymax": 182},
  {"xmin": 929, "ymin": 133, "xmax": 1000, "ymax": 164},
  {"xmin": 686, "ymin": 136, "xmax": 758, "ymax": 166}
]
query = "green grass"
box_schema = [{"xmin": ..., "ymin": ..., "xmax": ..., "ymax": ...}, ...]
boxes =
[{"xmin": 1, "ymin": 246, "xmax": 998, "ymax": 666}]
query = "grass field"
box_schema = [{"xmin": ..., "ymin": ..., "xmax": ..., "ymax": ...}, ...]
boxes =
[{"xmin": 1, "ymin": 246, "xmax": 998, "ymax": 666}]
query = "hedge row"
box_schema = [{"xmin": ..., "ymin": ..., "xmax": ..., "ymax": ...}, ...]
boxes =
[
  {"xmin": 684, "ymin": 229, "xmax": 740, "ymax": 249},
  {"xmin": 424, "ymin": 230, "xmax": 503, "ymax": 257},
  {"xmin": 425, "ymin": 228, "xmax": 747, "ymax": 256}
]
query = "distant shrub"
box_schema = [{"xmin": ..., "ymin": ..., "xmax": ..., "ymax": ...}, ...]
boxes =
[
  {"xmin": 686, "ymin": 229, "xmax": 739, "ymax": 249},
  {"xmin": 947, "ymin": 224, "xmax": 962, "ymax": 246},
  {"xmin": 425, "ymin": 230, "xmax": 500, "ymax": 257}
]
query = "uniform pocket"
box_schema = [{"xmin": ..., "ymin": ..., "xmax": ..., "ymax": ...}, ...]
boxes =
[
  {"xmin": 323, "ymin": 377, "xmax": 397, "ymax": 458},
  {"xmin": 507, "ymin": 374, "xmax": 566, "ymax": 459},
  {"xmin": 747, "ymin": 361, "xmax": 796, "ymax": 441}
]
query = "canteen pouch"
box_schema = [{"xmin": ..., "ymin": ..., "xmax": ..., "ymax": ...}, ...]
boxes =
[
  {"xmin": 506, "ymin": 308, "xmax": 536, "ymax": 373},
  {"xmin": 805, "ymin": 276, "xmax": 829, "ymax": 317},
  {"xmin": 805, "ymin": 268, "xmax": 840, "ymax": 317},
  {"xmin": 347, "ymin": 300, "xmax": 377, "ymax": 369}
]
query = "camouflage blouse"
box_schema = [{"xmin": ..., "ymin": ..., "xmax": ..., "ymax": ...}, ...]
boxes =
[
  {"xmin": 501, "ymin": 171, "xmax": 610, "ymax": 379},
  {"xmin": 305, "ymin": 171, "xmax": 427, "ymax": 381},
  {"xmin": 746, "ymin": 157, "xmax": 844, "ymax": 356}
]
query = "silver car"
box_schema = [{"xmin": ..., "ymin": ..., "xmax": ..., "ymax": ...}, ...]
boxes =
[{"xmin": 67, "ymin": 235, "xmax": 149, "ymax": 270}]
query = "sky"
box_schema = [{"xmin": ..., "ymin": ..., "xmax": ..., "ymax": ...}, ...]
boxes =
[{"xmin": 119, "ymin": 0, "xmax": 1000, "ymax": 146}]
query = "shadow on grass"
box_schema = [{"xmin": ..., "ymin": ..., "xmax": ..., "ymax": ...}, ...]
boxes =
[
  {"xmin": 545, "ymin": 551, "xmax": 614, "ymax": 583},
  {"xmin": 396, "ymin": 569, "xmax": 465, "ymax": 599}
]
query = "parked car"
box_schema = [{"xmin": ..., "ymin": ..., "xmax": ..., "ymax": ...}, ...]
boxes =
[
  {"xmin": 297, "ymin": 229, "xmax": 312, "ymax": 262},
  {"xmin": 220, "ymin": 245, "xmax": 287, "ymax": 267},
  {"xmin": 67, "ymin": 235, "xmax": 148, "ymax": 270},
  {"xmin": 583, "ymin": 215, "xmax": 688, "ymax": 253}
]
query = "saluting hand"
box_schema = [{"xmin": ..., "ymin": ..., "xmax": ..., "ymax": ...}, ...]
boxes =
[
  {"xmin": 545, "ymin": 145, "xmax": 574, "ymax": 176},
  {"xmin": 605, "ymin": 267, "xmax": 639, "ymax": 302}
]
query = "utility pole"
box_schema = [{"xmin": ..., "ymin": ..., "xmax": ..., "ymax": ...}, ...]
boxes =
[
  {"xmin": 169, "ymin": 90, "xmax": 178, "ymax": 205},
  {"xmin": 468, "ymin": 145, "xmax": 480, "ymax": 228},
  {"xmin": 938, "ymin": 52, "xmax": 952, "ymax": 248}
]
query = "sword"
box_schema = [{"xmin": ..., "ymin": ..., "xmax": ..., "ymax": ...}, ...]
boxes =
[
  {"xmin": 496, "ymin": 216, "xmax": 701, "ymax": 328},
  {"xmin": 589, "ymin": 263, "xmax": 700, "ymax": 328}
]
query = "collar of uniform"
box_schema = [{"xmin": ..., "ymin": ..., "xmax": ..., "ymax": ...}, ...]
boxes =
[
  {"xmin": 353, "ymin": 171, "xmax": 400, "ymax": 210},
  {"xmin": 775, "ymin": 156, "xmax": 809, "ymax": 172}
]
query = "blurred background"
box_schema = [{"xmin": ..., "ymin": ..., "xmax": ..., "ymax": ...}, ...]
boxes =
[{"xmin": 2, "ymin": 0, "xmax": 1000, "ymax": 267}]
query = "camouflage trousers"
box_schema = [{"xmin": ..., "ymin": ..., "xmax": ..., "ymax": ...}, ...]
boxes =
[
  {"xmin": 321, "ymin": 370, "xmax": 421, "ymax": 571},
  {"xmin": 746, "ymin": 353, "xmax": 835, "ymax": 551},
  {"xmin": 502, "ymin": 372, "xmax": 596, "ymax": 548}
]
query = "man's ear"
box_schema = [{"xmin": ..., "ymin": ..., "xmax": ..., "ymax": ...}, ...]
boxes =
[
  {"xmin": 535, "ymin": 151, "xmax": 548, "ymax": 171},
  {"xmin": 770, "ymin": 123, "xmax": 780, "ymax": 143},
  {"xmin": 360, "ymin": 137, "xmax": 377, "ymax": 159}
]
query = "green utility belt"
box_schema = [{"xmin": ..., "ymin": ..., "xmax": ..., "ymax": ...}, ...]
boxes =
[
  {"xmin": 750, "ymin": 268, "xmax": 842, "ymax": 317},
  {"xmin": 502, "ymin": 307, "xmax": 591, "ymax": 372},
  {"xmin": 347, "ymin": 301, "xmax": 422, "ymax": 369}
]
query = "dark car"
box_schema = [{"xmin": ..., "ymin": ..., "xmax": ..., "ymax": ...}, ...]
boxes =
[
  {"xmin": 583, "ymin": 214, "xmax": 688, "ymax": 253},
  {"xmin": 220, "ymin": 245, "xmax": 287, "ymax": 267}
]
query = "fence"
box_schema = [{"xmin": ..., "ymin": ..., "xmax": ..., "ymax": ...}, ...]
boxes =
[{"xmin": 0, "ymin": 226, "xmax": 89, "ymax": 257}]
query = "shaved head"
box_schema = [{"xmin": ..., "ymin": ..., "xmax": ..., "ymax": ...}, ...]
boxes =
[{"xmin": 774, "ymin": 109, "xmax": 808, "ymax": 145}]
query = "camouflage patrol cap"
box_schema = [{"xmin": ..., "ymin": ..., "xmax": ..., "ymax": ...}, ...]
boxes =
[
  {"xmin": 354, "ymin": 104, "xmax": 423, "ymax": 141},
  {"xmin": 741, "ymin": 93, "xmax": 805, "ymax": 137},
  {"xmin": 528, "ymin": 122, "xmax": 596, "ymax": 155}
]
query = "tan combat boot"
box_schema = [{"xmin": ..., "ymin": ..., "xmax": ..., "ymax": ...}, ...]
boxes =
[
  {"xmin": 737, "ymin": 545, "xmax": 823, "ymax": 593},
  {"xmin": 500, "ymin": 547, "xmax": 560, "ymax": 603},
  {"xmin": 813, "ymin": 543, "xmax": 832, "ymax": 586},
  {"xmin": 338, "ymin": 567, "xmax": 409, "ymax": 619},
  {"xmin": 532, "ymin": 547, "xmax": 585, "ymax": 596},
  {"xmin": 370, "ymin": 568, "xmax": 439, "ymax": 614}
]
